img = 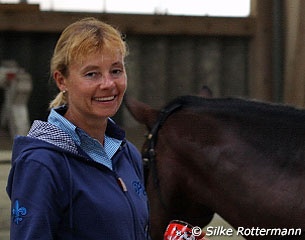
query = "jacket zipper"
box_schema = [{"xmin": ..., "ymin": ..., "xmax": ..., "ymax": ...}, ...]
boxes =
[
  {"xmin": 114, "ymin": 172, "xmax": 139, "ymax": 240},
  {"xmin": 80, "ymin": 146, "xmax": 143, "ymax": 239}
]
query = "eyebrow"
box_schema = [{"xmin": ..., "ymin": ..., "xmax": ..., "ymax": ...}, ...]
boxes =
[
  {"xmin": 80, "ymin": 61, "xmax": 124, "ymax": 74},
  {"xmin": 80, "ymin": 65, "xmax": 99, "ymax": 75},
  {"xmin": 82, "ymin": 65, "xmax": 99, "ymax": 71}
]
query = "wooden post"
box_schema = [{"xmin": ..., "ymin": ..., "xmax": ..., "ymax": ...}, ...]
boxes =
[
  {"xmin": 248, "ymin": 0, "xmax": 273, "ymax": 101},
  {"xmin": 284, "ymin": 0, "xmax": 305, "ymax": 107}
]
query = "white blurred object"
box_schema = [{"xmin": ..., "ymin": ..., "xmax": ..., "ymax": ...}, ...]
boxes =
[{"xmin": 0, "ymin": 60, "xmax": 32, "ymax": 137}]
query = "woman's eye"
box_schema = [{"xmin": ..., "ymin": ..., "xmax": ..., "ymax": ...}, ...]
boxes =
[
  {"xmin": 111, "ymin": 69, "xmax": 123, "ymax": 76},
  {"xmin": 85, "ymin": 71, "xmax": 99, "ymax": 78}
]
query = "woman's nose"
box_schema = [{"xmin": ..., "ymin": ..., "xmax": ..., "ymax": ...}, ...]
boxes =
[{"xmin": 99, "ymin": 75, "xmax": 114, "ymax": 87}]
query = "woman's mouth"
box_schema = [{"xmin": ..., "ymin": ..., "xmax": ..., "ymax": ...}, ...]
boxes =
[{"xmin": 93, "ymin": 96, "xmax": 116, "ymax": 102}]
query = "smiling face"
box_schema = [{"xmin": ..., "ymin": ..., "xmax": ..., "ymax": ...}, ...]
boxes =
[{"xmin": 54, "ymin": 49, "xmax": 127, "ymax": 127}]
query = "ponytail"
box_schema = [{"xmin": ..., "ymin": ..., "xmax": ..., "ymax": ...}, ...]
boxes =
[{"xmin": 49, "ymin": 91, "xmax": 67, "ymax": 109}]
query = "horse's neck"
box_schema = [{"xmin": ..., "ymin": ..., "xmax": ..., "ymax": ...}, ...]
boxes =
[{"xmin": 174, "ymin": 126, "xmax": 305, "ymax": 230}]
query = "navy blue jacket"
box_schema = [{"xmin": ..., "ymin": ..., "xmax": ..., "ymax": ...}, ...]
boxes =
[{"xmin": 6, "ymin": 119, "xmax": 150, "ymax": 239}]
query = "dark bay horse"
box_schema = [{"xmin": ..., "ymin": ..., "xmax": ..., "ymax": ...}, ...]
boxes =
[{"xmin": 124, "ymin": 94, "xmax": 305, "ymax": 240}]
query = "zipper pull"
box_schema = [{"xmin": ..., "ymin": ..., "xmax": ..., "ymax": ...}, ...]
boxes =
[{"xmin": 117, "ymin": 177, "xmax": 128, "ymax": 192}]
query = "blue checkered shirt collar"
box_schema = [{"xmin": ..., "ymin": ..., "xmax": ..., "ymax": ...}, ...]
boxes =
[{"xmin": 48, "ymin": 106, "xmax": 123, "ymax": 170}]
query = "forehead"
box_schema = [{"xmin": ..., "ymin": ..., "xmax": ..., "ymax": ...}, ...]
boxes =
[
  {"xmin": 72, "ymin": 48, "xmax": 124, "ymax": 67},
  {"xmin": 68, "ymin": 31, "xmax": 125, "ymax": 63}
]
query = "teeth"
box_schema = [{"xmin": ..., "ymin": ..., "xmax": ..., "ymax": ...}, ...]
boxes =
[{"xmin": 94, "ymin": 96, "xmax": 115, "ymax": 102}]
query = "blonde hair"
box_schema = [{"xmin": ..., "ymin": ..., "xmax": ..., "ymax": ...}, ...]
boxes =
[{"xmin": 49, "ymin": 17, "xmax": 128, "ymax": 109}]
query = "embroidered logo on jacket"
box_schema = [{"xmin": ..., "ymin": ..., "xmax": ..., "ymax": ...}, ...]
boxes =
[
  {"xmin": 132, "ymin": 181, "xmax": 147, "ymax": 196},
  {"xmin": 12, "ymin": 200, "xmax": 27, "ymax": 224}
]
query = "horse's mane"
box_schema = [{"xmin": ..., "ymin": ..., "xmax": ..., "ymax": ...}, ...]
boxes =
[
  {"xmin": 165, "ymin": 95, "xmax": 305, "ymax": 125},
  {"xmin": 164, "ymin": 96, "xmax": 305, "ymax": 164}
]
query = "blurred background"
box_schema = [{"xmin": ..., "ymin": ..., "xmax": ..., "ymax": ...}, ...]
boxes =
[{"xmin": 0, "ymin": 1, "xmax": 303, "ymax": 239}]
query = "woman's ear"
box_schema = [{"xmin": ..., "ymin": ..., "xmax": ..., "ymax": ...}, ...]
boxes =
[{"xmin": 53, "ymin": 71, "xmax": 67, "ymax": 92}]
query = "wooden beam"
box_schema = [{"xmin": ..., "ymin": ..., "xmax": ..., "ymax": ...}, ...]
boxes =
[
  {"xmin": 0, "ymin": 5, "xmax": 255, "ymax": 36},
  {"xmin": 0, "ymin": 3, "xmax": 39, "ymax": 12}
]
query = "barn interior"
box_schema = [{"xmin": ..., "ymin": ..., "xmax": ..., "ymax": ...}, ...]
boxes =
[{"xmin": 0, "ymin": 1, "xmax": 304, "ymax": 239}]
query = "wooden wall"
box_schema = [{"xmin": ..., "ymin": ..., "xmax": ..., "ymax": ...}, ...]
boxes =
[
  {"xmin": 0, "ymin": 4, "xmax": 253, "ymax": 125},
  {"xmin": 126, "ymin": 36, "xmax": 249, "ymax": 107},
  {"xmin": 4, "ymin": 1, "xmax": 304, "ymax": 121}
]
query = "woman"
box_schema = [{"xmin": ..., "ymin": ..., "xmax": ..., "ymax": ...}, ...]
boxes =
[{"xmin": 7, "ymin": 17, "xmax": 150, "ymax": 239}]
